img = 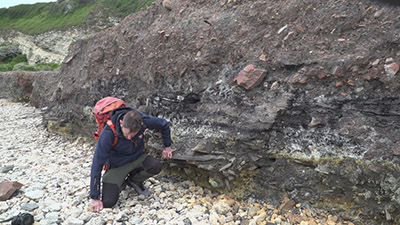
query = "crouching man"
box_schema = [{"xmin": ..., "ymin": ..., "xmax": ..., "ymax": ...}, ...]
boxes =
[{"xmin": 90, "ymin": 107, "xmax": 172, "ymax": 211}]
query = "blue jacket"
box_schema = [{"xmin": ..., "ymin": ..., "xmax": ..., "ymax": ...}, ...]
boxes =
[{"xmin": 90, "ymin": 107, "xmax": 171, "ymax": 199}]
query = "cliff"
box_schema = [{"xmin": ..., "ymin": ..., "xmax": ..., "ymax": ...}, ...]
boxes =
[
  {"xmin": 1, "ymin": 0, "xmax": 400, "ymax": 224},
  {"xmin": 0, "ymin": 29, "xmax": 94, "ymax": 64}
]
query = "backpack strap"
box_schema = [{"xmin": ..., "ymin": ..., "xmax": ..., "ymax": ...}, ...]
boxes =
[{"xmin": 106, "ymin": 120, "xmax": 118, "ymax": 147}]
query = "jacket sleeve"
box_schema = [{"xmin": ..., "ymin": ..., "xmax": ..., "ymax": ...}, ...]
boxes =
[
  {"xmin": 142, "ymin": 113, "xmax": 172, "ymax": 148},
  {"xmin": 89, "ymin": 128, "xmax": 113, "ymax": 199}
]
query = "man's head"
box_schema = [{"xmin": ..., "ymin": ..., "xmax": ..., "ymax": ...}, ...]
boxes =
[{"xmin": 120, "ymin": 111, "xmax": 142, "ymax": 140}]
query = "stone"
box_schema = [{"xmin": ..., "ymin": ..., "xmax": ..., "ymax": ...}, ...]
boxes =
[
  {"xmin": 247, "ymin": 206, "xmax": 260, "ymax": 217},
  {"xmin": 0, "ymin": 201, "xmax": 8, "ymax": 211},
  {"xmin": 0, "ymin": 181, "xmax": 23, "ymax": 201},
  {"xmin": 274, "ymin": 217, "xmax": 282, "ymax": 224},
  {"xmin": 25, "ymin": 190, "xmax": 44, "ymax": 200},
  {"xmin": 279, "ymin": 197, "xmax": 296, "ymax": 212},
  {"xmin": 0, "ymin": 44, "xmax": 20, "ymax": 61},
  {"xmin": 162, "ymin": 0, "xmax": 174, "ymax": 10},
  {"xmin": 1, "ymin": 164, "xmax": 14, "ymax": 173},
  {"xmin": 21, "ymin": 203, "xmax": 39, "ymax": 211},
  {"xmin": 212, "ymin": 200, "xmax": 231, "ymax": 215},
  {"xmin": 129, "ymin": 216, "xmax": 143, "ymax": 224},
  {"xmin": 255, "ymin": 212, "xmax": 267, "ymax": 223},
  {"xmin": 183, "ymin": 218, "xmax": 192, "ymax": 225},
  {"xmin": 234, "ymin": 64, "xmax": 267, "ymax": 90},
  {"xmin": 66, "ymin": 217, "xmax": 84, "ymax": 225},
  {"xmin": 159, "ymin": 192, "xmax": 167, "ymax": 198},
  {"xmin": 384, "ymin": 62, "xmax": 399, "ymax": 77}
]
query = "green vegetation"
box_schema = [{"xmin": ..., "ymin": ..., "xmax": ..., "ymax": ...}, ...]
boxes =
[
  {"xmin": 4, "ymin": 54, "xmax": 27, "ymax": 64},
  {"xmin": 0, "ymin": 54, "xmax": 60, "ymax": 71},
  {"xmin": 103, "ymin": 0, "xmax": 154, "ymax": 18},
  {"xmin": 35, "ymin": 62, "xmax": 60, "ymax": 71},
  {"xmin": 0, "ymin": 0, "xmax": 154, "ymax": 34}
]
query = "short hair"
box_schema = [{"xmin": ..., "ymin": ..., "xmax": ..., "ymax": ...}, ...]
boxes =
[{"xmin": 122, "ymin": 111, "xmax": 142, "ymax": 132}]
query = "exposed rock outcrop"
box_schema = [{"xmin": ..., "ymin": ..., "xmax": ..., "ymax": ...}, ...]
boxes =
[
  {"xmin": 0, "ymin": 29, "xmax": 95, "ymax": 64},
  {"xmin": 0, "ymin": 43, "xmax": 20, "ymax": 61},
  {"xmin": 1, "ymin": 0, "xmax": 400, "ymax": 223}
]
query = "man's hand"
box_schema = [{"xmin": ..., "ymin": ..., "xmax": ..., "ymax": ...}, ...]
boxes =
[
  {"xmin": 162, "ymin": 147, "xmax": 172, "ymax": 159},
  {"xmin": 91, "ymin": 199, "xmax": 103, "ymax": 212}
]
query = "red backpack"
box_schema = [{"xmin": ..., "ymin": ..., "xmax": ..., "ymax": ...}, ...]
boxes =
[{"xmin": 93, "ymin": 97, "xmax": 126, "ymax": 146}]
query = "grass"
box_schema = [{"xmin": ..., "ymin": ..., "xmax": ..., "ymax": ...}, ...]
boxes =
[
  {"xmin": 0, "ymin": 54, "xmax": 61, "ymax": 72},
  {"xmin": 0, "ymin": 0, "xmax": 154, "ymax": 71},
  {"xmin": 0, "ymin": 0, "xmax": 155, "ymax": 35}
]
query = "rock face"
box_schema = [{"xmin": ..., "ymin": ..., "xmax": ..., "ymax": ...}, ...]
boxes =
[
  {"xmin": 0, "ymin": 29, "xmax": 95, "ymax": 64},
  {"xmin": 0, "ymin": 71, "xmax": 58, "ymax": 103},
  {"xmin": 0, "ymin": 44, "xmax": 20, "ymax": 61},
  {"xmin": 2, "ymin": 0, "xmax": 400, "ymax": 223}
]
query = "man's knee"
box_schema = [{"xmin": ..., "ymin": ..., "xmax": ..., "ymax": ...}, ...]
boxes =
[
  {"xmin": 143, "ymin": 155, "xmax": 162, "ymax": 175},
  {"xmin": 102, "ymin": 183, "xmax": 119, "ymax": 208}
]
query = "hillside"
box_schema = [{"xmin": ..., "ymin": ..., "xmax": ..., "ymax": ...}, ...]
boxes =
[
  {"xmin": 0, "ymin": 0, "xmax": 154, "ymax": 34},
  {"xmin": 0, "ymin": 0, "xmax": 155, "ymax": 65},
  {"xmin": 1, "ymin": 0, "xmax": 400, "ymax": 224}
]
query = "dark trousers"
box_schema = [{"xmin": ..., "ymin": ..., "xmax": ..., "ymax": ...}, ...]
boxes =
[{"xmin": 102, "ymin": 155, "xmax": 161, "ymax": 208}]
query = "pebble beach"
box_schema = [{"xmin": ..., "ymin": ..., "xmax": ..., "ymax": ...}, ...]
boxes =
[{"xmin": 0, "ymin": 99, "xmax": 357, "ymax": 225}]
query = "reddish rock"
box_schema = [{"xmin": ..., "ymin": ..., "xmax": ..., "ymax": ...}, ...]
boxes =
[
  {"xmin": 279, "ymin": 197, "xmax": 296, "ymax": 212},
  {"xmin": 347, "ymin": 79, "xmax": 355, "ymax": 86},
  {"xmin": 384, "ymin": 62, "xmax": 399, "ymax": 76},
  {"xmin": 336, "ymin": 81, "xmax": 344, "ymax": 87},
  {"xmin": 234, "ymin": 64, "xmax": 266, "ymax": 90},
  {"xmin": 0, "ymin": 181, "xmax": 23, "ymax": 201}
]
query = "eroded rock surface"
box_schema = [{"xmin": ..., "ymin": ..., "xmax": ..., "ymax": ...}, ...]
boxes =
[{"xmin": 1, "ymin": 0, "xmax": 400, "ymax": 223}]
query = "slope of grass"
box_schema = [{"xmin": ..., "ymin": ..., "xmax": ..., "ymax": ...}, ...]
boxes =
[{"xmin": 0, "ymin": 0, "xmax": 154, "ymax": 34}]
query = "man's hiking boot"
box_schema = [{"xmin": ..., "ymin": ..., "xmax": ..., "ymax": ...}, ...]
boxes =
[{"xmin": 125, "ymin": 179, "xmax": 150, "ymax": 196}]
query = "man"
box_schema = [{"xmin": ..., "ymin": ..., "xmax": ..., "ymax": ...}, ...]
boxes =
[{"xmin": 90, "ymin": 107, "xmax": 172, "ymax": 212}]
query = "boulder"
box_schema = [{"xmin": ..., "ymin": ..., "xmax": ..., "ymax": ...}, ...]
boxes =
[{"xmin": 234, "ymin": 64, "xmax": 266, "ymax": 90}]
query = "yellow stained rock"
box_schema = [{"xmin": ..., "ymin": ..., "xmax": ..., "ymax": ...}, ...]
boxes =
[
  {"xmin": 274, "ymin": 217, "xmax": 282, "ymax": 224},
  {"xmin": 265, "ymin": 204, "xmax": 275, "ymax": 210},
  {"xmin": 257, "ymin": 207, "xmax": 266, "ymax": 215},
  {"xmin": 328, "ymin": 215, "xmax": 338, "ymax": 222},
  {"xmin": 303, "ymin": 208, "xmax": 316, "ymax": 217},
  {"xmin": 225, "ymin": 199, "xmax": 236, "ymax": 207},
  {"xmin": 255, "ymin": 212, "xmax": 267, "ymax": 223},
  {"xmin": 306, "ymin": 219, "xmax": 318, "ymax": 225}
]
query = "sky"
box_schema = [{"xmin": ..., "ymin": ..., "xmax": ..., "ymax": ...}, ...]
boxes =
[{"xmin": 0, "ymin": 0, "xmax": 56, "ymax": 9}]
